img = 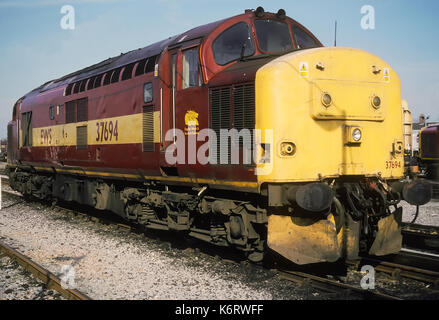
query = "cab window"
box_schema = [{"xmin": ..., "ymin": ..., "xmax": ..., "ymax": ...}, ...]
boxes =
[
  {"xmin": 212, "ymin": 22, "xmax": 255, "ymax": 66},
  {"xmin": 254, "ymin": 20, "xmax": 292, "ymax": 53},
  {"xmin": 182, "ymin": 48, "xmax": 201, "ymax": 89},
  {"xmin": 292, "ymin": 25, "xmax": 318, "ymax": 49}
]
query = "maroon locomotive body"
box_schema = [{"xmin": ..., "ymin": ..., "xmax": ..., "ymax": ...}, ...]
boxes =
[
  {"xmin": 7, "ymin": 9, "xmax": 322, "ymax": 262},
  {"xmin": 7, "ymin": 9, "xmax": 320, "ymax": 190}
]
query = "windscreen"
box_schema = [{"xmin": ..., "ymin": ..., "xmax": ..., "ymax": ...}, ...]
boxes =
[
  {"xmin": 254, "ymin": 20, "xmax": 293, "ymax": 53},
  {"xmin": 292, "ymin": 25, "xmax": 319, "ymax": 49},
  {"xmin": 212, "ymin": 22, "xmax": 255, "ymax": 65}
]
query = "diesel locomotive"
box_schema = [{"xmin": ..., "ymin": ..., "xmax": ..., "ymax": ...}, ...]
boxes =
[
  {"xmin": 418, "ymin": 124, "xmax": 439, "ymax": 180},
  {"xmin": 6, "ymin": 8, "xmax": 432, "ymax": 264}
]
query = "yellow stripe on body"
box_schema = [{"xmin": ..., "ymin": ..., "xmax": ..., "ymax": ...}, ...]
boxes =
[{"xmin": 32, "ymin": 112, "xmax": 161, "ymax": 147}]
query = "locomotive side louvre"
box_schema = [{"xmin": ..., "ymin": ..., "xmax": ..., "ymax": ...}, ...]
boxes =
[
  {"xmin": 76, "ymin": 125, "xmax": 88, "ymax": 149},
  {"xmin": 209, "ymin": 83, "xmax": 255, "ymax": 165},
  {"xmin": 210, "ymin": 86, "xmax": 232, "ymax": 165},
  {"xmin": 142, "ymin": 105, "xmax": 156, "ymax": 152}
]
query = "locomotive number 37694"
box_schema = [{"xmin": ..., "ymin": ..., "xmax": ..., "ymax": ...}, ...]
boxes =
[
  {"xmin": 385, "ymin": 160, "xmax": 401, "ymax": 169},
  {"xmin": 96, "ymin": 120, "xmax": 119, "ymax": 142}
]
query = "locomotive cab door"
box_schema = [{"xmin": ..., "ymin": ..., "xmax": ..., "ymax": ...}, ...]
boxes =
[
  {"xmin": 159, "ymin": 42, "xmax": 204, "ymax": 176},
  {"xmin": 174, "ymin": 44, "xmax": 205, "ymax": 177},
  {"xmin": 158, "ymin": 48, "xmax": 179, "ymax": 175}
]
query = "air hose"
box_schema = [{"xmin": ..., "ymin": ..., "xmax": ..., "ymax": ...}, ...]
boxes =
[{"xmin": 410, "ymin": 205, "xmax": 420, "ymax": 224}]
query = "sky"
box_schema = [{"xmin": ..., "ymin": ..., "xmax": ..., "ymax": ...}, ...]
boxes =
[{"xmin": 0, "ymin": 0, "xmax": 438, "ymax": 138}]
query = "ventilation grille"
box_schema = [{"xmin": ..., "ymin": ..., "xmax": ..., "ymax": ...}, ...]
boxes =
[
  {"xmin": 233, "ymin": 84, "xmax": 255, "ymax": 150},
  {"xmin": 76, "ymin": 126, "xmax": 87, "ymax": 149},
  {"xmin": 210, "ymin": 83, "xmax": 255, "ymax": 165},
  {"xmin": 143, "ymin": 106, "xmax": 154, "ymax": 152},
  {"xmin": 210, "ymin": 87, "xmax": 231, "ymax": 164},
  {"xmin": 77, "ymin": 98, "xmax": 87, "ymax": 122},
  {"xmin": 66, "ymin": 101, "xmax": 75, "ymax": 123}
]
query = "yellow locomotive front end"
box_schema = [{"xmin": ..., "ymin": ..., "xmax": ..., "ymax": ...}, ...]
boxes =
[{"xmin": 255, "ymin": 47, "xmax": 431, "ymax": 264}]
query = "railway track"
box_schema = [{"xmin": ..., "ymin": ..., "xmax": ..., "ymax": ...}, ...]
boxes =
[
  {"xmin": 0, "ymin": 241, "xmax": 91, "ymax": 300},
  {"xmin": 2, "ymin": 184, "xmax": 439, "ymax": 300},
  {"xmin": 402, "ymin": 222, "xmax": 439, "ymax": 253},
  {"xmin": 276, "ymin": 249, "xmax": 439, "ymax": 300},
  {"xmin": 347, "ymin": 250, "xmax": 439, "ymax": 286},
  {"xmin": 277, "ymin": 269, "xmax": 402, "ymax": 300}
]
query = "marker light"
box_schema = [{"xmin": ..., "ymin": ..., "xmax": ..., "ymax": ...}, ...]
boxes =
[
  {"xmin": 276, "ymin": 9, "xmax": 286, "ymax": 19},
  {"xmin": 255, "ymin": 7, "xmax": 265, "ymax": 17},
  {"xmin": 321, "ymin": 93, "xmax": 332, "ymax": 107},
  {"xmin": 352, "ymin": 128, "xmax": 362, "ymax": 142},
  {"xmin": 280, "ymin": 142, "xmax": 296, "ymax": 156},
  {"xmin": 372, "ymin": 95, "xmax": 381, "ymax": 109}
]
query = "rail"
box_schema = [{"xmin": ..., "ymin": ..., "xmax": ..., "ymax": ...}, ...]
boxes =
[{"xmin": 0, "ymin": 241, "xmax": 91, "ymax": 300}]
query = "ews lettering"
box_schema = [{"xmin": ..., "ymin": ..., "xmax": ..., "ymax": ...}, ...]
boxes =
[{"xmin": 40, "ymin": 128, "xmax": 52, "ymax": 145}]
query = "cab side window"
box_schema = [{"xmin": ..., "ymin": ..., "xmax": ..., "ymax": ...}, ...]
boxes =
[
  {"xmin": 182, "ymin": 48, "xmax": 201, "ymax": 89},
  {"xmin": 22, "ymin": 111, "xmax": 33, "ymax": 147}
]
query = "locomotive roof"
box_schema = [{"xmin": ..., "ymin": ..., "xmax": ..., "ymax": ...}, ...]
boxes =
[{"xmin": 24, "ymin": 17, "xmax": 227, "ymax": 98}]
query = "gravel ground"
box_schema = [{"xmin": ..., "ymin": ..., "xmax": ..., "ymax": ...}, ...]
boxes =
[
  {"xmin": 0, "ymin": 188, "xmax": 437, "ymax": 300},
  {"xmin": 401, "ymin": 199, "xmax": 439, "ymax": 226},
  {"xmin": 0, "ymin": 192, "xmax": 316, "ymax": 300},
  {"xmin": 0, "ymin": 255, "xmax": 63, "ymax": 300}
]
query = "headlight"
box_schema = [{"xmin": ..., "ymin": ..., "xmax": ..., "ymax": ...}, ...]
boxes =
[
  {"xmin": 280, "ymin": 142, "xmax": 296, "ymax": 156},
  {"xmin": 352, "ymin": 128, "xmax": 362, "ymax": 142}
]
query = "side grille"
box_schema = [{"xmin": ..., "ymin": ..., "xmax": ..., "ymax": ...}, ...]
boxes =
[
  {"xmin": 233, "ymin": 84, "xmax": 255, "ymax": 161},
  {"xmin": 77, "ymin": 98, "xmax": 88, "ymax": 122},
  {"xmin": 143, "ymin": 106, "xmax": 154, "ymax": 152},
  {"xmin": 66, "ymin": 101, "xmax": 75, "ymax": 123},
  {"xmin": 210, "ymin": 87, "xmax": 231, "ymax": 164},
  {"xmin": 76, "ymin": 125, "xmax": 87, "ymax": 149},
  {"xmin": 210, "ymin": 83, "xmax": 255, "ymax": 165}
]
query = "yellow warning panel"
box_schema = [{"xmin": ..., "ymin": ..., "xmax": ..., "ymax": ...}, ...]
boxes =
[
  {"xmin": 299, "ymin": 62, "xmax": 309, "ymax": 78},
  {"xmin": 383, "ymin": 68, "xmax": 390, "ymax": 82}
]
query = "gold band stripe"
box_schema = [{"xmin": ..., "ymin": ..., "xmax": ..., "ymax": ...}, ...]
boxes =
[{"xmin": 25, "ymin": 112, "xmax": 160, "ymax": 147}]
